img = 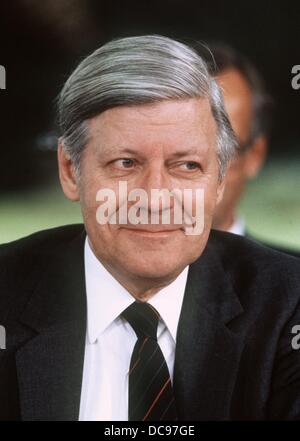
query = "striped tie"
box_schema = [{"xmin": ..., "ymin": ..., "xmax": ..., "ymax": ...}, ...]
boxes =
[{"xmin": 122, "ymin": 301, "xmax": 177, "ymax": 421}]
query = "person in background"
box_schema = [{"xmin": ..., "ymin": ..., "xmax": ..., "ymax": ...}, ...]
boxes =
[{"xmin": 200, "ymin": 43, "xmax": 299, "ymax": 256}]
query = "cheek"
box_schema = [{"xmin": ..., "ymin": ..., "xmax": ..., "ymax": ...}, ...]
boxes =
[
  {"xmin": 79, "ymin": 184, "xmax": 98, "ymax": 214},
  {"xmin": 79, "ymin": 169, "xmax": 116, "ymax": 211},
  {"xmin": 202, "ymin": 172, "xmax": 221, "ymax": 203},
  {"xmin": 79, "ymin": 180, "xmax": 109, "ymax": 232}
]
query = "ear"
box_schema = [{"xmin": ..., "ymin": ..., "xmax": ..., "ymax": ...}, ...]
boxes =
[
  {"xmin": 57, "ymin": 139, "xmax": 80, "ymax": 201},
  {"xmin": 244, "ymin": 136, "xmax": 268, "ymax": 179},
  {"xmin": 216, "ymin": 177, "xmax": 226, "ymax": 205}
]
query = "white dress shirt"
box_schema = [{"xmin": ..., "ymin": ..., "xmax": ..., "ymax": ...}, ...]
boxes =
[
  {"xmin": 79, "ymin": 238, "xmax": 189, "ymax": 421},
  {"xmin": 228, "ymin": 216, "xmax": 245, "ymax": 236}
]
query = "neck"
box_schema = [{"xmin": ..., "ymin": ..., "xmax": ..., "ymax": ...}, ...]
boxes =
[
  {"xmin": 213, "ymin": 210, "xmax": 236, "ymax": 232},
  {"xmin": 102, "ymin": 260, "xmax": 182, "ymax": 302}
]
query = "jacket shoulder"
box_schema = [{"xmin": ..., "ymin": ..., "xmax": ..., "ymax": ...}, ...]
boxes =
[
  {"xmin": 209, "ymin": 229, "xmax": 300, "ymax": 309},
  {"xmin": 210, "ymin": 229, "xmax": 300, "ymax": 277},
  {"xmin": 0, "ymin": 224, "xmax": 85, "ymax": 318},
  {"xmin": 0, "ymin": 224, "xmax": 85, "ymax": 259}
]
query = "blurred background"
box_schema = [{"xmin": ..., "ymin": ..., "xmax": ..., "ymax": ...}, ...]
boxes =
[{"xmin": 0, "ymin": 0, "xmax": 299, "ymax": 250}]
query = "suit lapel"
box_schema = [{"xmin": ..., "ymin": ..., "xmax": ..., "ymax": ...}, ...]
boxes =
[
  {"xmin": 174, "ymin": 234, "xmax": 245, "ymax": 420},
  {"xmin": 15, "ymin": 227, "xmax": 87, "ymax": 421},
  {"xmin": 14, "ymin": 226, "xmax": 245, "ymax": 420}
]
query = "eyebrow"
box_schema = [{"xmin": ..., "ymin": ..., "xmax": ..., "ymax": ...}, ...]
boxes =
[
  {"xmin": 167, "ymin": 148, "xmax": 206, "ymax": 158},
  {"xmin": 100, "ymin": 146, "xmax": 206, "ymax": 158},
  {"xmin": 99, "ymin": 146, "xmax": 137, "ymax": 157}
]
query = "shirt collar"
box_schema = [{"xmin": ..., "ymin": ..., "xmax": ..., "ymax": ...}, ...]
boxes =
[
  {"xmin": 84, "ymin": 237, "xmax": 188, "ymax": 344},
  {"xmin": 147, "ymin": 266, "xmax": 188, "ymax": 342},
  {"xmin": 228, "ymin": 216, "xmax": 245, "ymax": 236}
]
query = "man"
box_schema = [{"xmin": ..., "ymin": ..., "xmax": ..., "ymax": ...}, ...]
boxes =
[
  {"xmin": 200, "ymin": 44, "xmax": 299, "ymax": 256},
  {"xmin": 0, "ymin": 35, "xmax": 300, "ymax": 421}
]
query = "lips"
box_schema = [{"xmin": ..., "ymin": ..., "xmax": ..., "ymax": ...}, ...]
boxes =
[{"xmin": 122, "ymin": 226, "xmax": 182, "ymax": 234}]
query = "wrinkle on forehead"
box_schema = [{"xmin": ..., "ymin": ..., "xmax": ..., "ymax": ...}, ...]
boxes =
[{"xmin": 87, "ymin": 97, "xmax": 217, "ymax": 157}]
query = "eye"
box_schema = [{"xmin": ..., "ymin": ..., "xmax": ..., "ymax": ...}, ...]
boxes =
[
  {"xmin": 180, "ymin": 161, "xmax": 201, "ymax": 171},
  {"xmin": 113, "ymin": 158, "xmax": 135, "ymax": 169}
]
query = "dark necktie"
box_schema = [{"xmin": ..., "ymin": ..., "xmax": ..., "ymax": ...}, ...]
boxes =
[{"xmin": 122, "ymin": 301, "xmax": 177, "ymax": 421}]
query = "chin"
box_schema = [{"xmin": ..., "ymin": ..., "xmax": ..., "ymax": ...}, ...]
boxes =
[{"xmin": 122, "ymin": 250, "xmax": 192, "ymax": 281}]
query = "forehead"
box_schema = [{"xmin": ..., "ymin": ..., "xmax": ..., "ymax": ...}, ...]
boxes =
[
  {"xmin": 87, "ymin": 98, "xmax": 217, "ymax": 154},
  {"xmin": 217, "ymin": 68, "xmax": 252, "ymax": 118},
  {"xmin": 217, "ymin": 68, "xmax": 252, "ymax": 141}
]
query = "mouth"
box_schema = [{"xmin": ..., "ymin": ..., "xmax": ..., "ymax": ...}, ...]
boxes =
[{"xmin": 121, "ymin": 227, "xmax": 183, "ymax": 237}]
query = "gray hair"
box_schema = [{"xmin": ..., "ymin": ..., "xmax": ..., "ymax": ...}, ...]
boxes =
[{"xmin": 58, "ymin": 35, "xmax": 237, "ymax": 178}]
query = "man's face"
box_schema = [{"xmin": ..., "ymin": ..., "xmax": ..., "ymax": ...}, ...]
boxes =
[
  {"xmin": 59, "ymin": 98, "xmax": 224, "ymax": 283},
  {"xmin": 213, "ymin": 68, "xmax": 266, "ymax": 230}
]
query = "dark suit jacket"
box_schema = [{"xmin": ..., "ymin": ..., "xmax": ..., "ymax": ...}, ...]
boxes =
[
  {"xmin": 1, "ymin": 224, "xmax": 300, "ymax": 421},
  {"xmin": 246, "ymin": 232, "xmax": 300, "ymax": 258},
  {"xmin": 271, "ymin": 245, "xmax": 300, "ymax": 258}
]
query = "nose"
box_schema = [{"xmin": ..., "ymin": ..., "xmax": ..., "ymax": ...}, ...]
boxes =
[
  {"xmin": 140, "ymin": 161, "xmax": 171, "ymax": 193},
  {"xmin": 137, "ymin": 162, "xmax": 175, "ymax": 215}
]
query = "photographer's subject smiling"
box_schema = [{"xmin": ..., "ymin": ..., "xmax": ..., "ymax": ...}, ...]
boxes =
[
  {"xmin": 59, "ymin": 98, "xmax": 224, "ymax": 299},
  {"xmin": 1, "ymin": 35, "xmax": 300, "ymax": 422}
]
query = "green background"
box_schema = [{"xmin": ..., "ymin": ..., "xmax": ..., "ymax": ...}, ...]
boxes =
[{"xmin": 1, "ymin": 157, "xmax": 299, "ymax": 250}]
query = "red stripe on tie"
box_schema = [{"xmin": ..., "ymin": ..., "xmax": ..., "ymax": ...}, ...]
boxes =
[
  {"xmin": 129, "ymin": 336, "xmax": 149, "ymax": 376},
  {"xmin": 142, "ymin": 377, "xmax": 171, "ymax": 421}
]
